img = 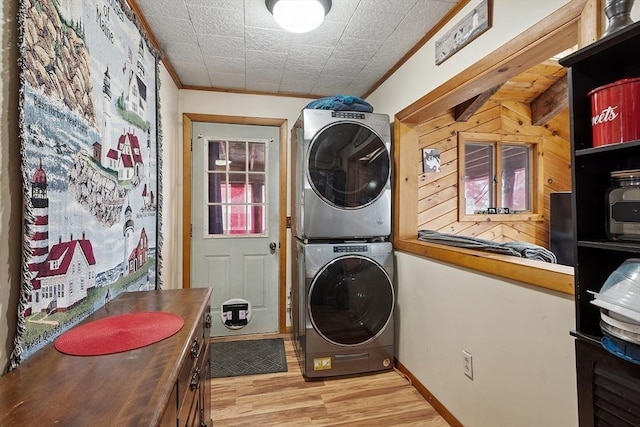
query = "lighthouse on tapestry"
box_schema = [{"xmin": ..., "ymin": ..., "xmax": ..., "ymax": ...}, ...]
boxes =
[
  {"xmin": 27, "ymin": 160, "xmax": 49, "ymax": 315},
  {"xmin": 100, "ymin": 66, "xmax": 112, "ymax": 166},
  {"xmin": 30, "ymin": 160, "xmax": 49, "ymax": 269},
  {"xmin": 123, "ymin": 202, "xmax": 135, "ymax": 274}
]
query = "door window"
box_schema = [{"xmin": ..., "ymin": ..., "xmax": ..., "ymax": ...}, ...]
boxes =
[
  {"xmin": 206, "ymin": 139, "xmax": 267, "ymax": 236},
  {"xmin": 308, "ymin": 255, "xmax": 394, "ymax": 346},
  {"xmin": 308, "ymin": 122, "xmax": 390, "ymax": 209}
]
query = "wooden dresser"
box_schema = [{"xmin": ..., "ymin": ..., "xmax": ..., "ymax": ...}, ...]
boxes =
[{"xmin": 0, "ymin": 288, "xmax": 212, "ymax": 426}]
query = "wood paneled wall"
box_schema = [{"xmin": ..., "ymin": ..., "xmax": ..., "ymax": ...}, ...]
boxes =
[{"xmin": 416, "ymin": 100, "xmax": 571, "ymax": 248}]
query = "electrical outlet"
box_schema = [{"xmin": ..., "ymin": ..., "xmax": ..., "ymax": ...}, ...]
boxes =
[{"xmin": 462, "ymin": 350, "xmax": 473, "ymax": 379}]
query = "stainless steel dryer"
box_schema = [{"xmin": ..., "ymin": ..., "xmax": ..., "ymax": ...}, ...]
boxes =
[
  {"xmin": 293, "ymin": 109, "xmax": 391, "ymax": 240},
  {"xmin": 293, "ymin": 240, "xmax": 395, "ymax": 379}
]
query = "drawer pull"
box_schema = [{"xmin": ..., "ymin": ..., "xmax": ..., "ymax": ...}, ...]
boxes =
[
  {"xmin": 190, "ymin": 339, "xmax": 200, "ymax": 359},
  {"xmin": 190, "ymin": 368, "xmax": 201, "ymax": 391},
  {"xmin": 204, "ymin": 313, "xmax": 212, "ymax": 329}
]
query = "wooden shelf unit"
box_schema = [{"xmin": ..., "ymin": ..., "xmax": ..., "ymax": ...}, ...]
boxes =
[{"xmin": 560, "ymin": 21, "xmax": 640, "ymax": 427}]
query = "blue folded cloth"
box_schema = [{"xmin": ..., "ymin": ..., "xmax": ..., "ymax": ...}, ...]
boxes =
[{"xmin": 305, "ymin": 95, "xmax": 374, "ymax": 112}]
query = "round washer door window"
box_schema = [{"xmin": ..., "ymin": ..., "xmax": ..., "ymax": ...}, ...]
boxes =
[
  {"xmin": 307, "ymin": 122, "xmax": 390, "ymax": 209},
  {"xmin": 308, "ymin": 255, "xmax": 394, "ymax": 346}
]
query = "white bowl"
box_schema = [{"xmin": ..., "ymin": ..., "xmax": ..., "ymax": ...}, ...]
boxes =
[
  {"xmin": 594, "ymin": 259, "xmax": 640, "ymax": 313},
  {"xmin": 601, "ymin": 309, "xmax": 640, "ymax": 334},
  {"xmin": 590, "ymin": 296, "xmax": 640, "ymax": 323}
]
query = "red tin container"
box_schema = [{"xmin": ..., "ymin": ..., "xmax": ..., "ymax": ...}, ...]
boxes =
[{"xmin": 588, "ymin": 77, "xmax": 640, "ymax": 147}]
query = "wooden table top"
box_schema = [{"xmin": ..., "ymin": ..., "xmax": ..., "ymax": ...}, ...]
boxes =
[{"xmin": 0, "ymin": 288, "xmax": 211, "ymax": 426}]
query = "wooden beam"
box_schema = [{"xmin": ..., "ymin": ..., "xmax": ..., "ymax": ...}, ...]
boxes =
[
  {"xmin": 396, "ymin": 0, "xmax": 587, "ymax": 124},
  {"xmin": 454, "ymin": 84, "xmax": 503, "ymax": 122},
  {"xmin": 579, "ymin": 0, "xmax": 602, "ymax": 47},
  {"xmin": 531, "ymin": 74, "xmax": 568, "ymax": 125}
]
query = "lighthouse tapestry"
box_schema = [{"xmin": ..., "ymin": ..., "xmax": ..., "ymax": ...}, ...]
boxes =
[{"xmin": 12, "ymin": 0, "xmax": 162, "ymax": 368}]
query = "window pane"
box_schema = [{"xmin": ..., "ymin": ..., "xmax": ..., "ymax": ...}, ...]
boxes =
[
  {"xmin": 229, "ymin": 175, "xmax": 246, "ymax": 204},
  {"xmin": 229, "ymin": 141, "xmax": 246, "ymax": 171},
  {"xmin": 501, "ymin": 145, "xmax": 530, "ymax": 211},
  {"xmin": 248, "ymin": 174, "xmax": 265, "ymax": 203},
  {"xmin": 208, "ymin": 172, "xmax": 223, "ymax": 203},
  {"xmin": 464, "ymin": 143, "xmax": 493, "ymax": 212},
  {"xmin": 249, "ymin": 142, "xmax": 265, "ymax": 172},
  {"xmin": 248, "ymin": 204, "xmax": 266, "ymax": 234},
  {"xmin": 229, "ymin": 204, "xmax": 247, "ymax": 234},
  {"xmin": 208, "ymin": 140, "xmax": 229, "ymax": 171},
  {"xmin": 208, "ymin": 204, "xmax": 225, "ymax": 235}
]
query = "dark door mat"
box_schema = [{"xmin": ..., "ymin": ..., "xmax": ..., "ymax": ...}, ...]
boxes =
[{"xmin": 210, "ymin": 338, "xmax": 288, "ymax": 378}]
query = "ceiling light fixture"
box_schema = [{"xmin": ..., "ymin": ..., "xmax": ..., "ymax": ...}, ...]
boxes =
[{"xmin": 265, "ymin": 0, "xmax": 332, "ymax": 33}]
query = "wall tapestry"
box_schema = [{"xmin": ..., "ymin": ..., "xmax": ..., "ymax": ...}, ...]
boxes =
[{"xmin": 11, "ymin": 0, "xmax": 163, "ymax": 369}]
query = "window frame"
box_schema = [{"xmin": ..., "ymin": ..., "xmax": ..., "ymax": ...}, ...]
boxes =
[
  {"xmin": 204, "ymin": 138, "xmax": 269, "ymax": 239},
  {"xmin": 457, "ymin": 132, "xmax": 543, "ymax": 223}
]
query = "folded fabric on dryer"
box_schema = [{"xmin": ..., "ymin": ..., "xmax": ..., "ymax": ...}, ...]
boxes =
[
  {"xmin": 417, "ymin": 229, "xmax": 557, "ymax": 263},
  {"xmin": 305, "ymin": 95, "xmax": 374, "ymax": 112}
]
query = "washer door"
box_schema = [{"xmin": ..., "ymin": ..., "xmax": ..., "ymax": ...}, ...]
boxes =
[
  {"xmin": 307, "ymin": 122, "xmax": 390, "ymax": 210},
  {"xmin": 308, "ymin": 255, "xmax": 394, "ymax": 346}
]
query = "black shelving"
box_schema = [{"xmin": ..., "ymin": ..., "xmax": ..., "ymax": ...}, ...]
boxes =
[{"xmin": 561, "ymin": 22, "xmax": 640, "ymax": 427}]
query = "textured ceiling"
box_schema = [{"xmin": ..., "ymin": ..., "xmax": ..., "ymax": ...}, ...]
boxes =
[{"xmin": 133, "ymin": 0, "xmax": 461, "ymax": 98}]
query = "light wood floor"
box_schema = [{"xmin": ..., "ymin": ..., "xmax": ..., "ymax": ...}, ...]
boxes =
[{"xmin": 210, "ymin": 334, "xmax": 450, "ymax": 426}]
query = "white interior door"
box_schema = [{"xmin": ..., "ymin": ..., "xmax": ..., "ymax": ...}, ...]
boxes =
[{"xmin": 191, "ymin": 122, "xmax": 280, "ymax": 337}]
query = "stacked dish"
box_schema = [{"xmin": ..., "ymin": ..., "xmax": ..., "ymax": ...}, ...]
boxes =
[{"xmin": 589, "ymin": 258, "xmax": 640, "ymax": 364}]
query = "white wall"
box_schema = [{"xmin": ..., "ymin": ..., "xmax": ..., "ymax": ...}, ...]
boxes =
[
  {"xmin": 396, "ymin": 253, "xmax": 576, "ymax": 426},
  {"xmin": 368, "ymin": 0, "xmax": 573, "ymax": 117},
  {"xmin": 368, "ymin": 1, "xmax": 578, "ymax": 426},
  {"xmin": 158, "ymin": 65, "xmax": 181, "ymax": 290}
]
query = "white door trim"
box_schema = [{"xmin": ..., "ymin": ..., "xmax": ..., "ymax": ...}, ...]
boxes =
[{"xmin": 182, "ymin": 113, "xmax": 288, "ymax": 333}]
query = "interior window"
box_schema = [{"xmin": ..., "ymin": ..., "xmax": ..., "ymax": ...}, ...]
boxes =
[{"xmin": 458, "ymin": 132, "xmax": 540, "ymax": 221}]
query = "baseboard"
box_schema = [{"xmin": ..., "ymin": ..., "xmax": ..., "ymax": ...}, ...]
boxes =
[{"xmin": 395, "ymin": 359, "xmax": 463, "ymax": 427}]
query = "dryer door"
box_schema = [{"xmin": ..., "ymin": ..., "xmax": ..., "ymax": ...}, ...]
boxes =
[
  {"xmin": 308, "ymin": 255, "xmax": 394, "ymax": 346},
  {"xmin": 307, "ymin": 122, "xmax": 390, "ymax": 210}
]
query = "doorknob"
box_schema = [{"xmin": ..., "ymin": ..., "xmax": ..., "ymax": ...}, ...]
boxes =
[{"xmin": 269, "ymin": 242, "xmax": 277, "ymax": 252}]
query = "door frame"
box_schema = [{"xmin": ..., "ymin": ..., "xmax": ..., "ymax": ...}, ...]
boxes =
[{"xmin": 182, "ymin": 113, "xmax": 288, "ymax": 333}]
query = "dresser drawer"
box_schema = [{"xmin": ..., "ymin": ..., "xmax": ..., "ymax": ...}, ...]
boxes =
[
  {"xmin": 177, "ymin": 337, "xmax": 203, "ymax": 407},
  {"xmin": 178, "ymin": 337, "xmax": 207, "ymax": 423},
  {"xmin": 177, "ymin": 304, "xmax": 211, "ymax": 424}
]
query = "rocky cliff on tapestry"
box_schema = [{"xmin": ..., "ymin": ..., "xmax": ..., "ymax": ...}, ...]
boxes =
[{"xmin": 14, "ymin": 0, "xmax": 160, "ymax": 365}]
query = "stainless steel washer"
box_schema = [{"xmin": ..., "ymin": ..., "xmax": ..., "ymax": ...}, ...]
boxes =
[
  {"xmin": 293, "ymin": 109, "xmax": 391, "ymax": 240},
  {"xmin": 292, "ymin": 240, "xmax": 395, "ymax": 379}
]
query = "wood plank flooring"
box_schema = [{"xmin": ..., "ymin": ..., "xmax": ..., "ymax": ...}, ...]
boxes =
[{"xmin": 210, "ymin": 334, "xmax": 450, "ymax": 426}]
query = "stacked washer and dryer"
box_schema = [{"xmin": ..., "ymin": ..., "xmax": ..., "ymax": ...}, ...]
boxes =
[{"xmin": 291, "ymin": 108, "xmax": 395, "ymax": 379}]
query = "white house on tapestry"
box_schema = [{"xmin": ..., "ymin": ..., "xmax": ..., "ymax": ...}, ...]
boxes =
[
  {"xmin": 27, "ymin": 162, "xmax": 96, "ymax": 315},
  {"xmin": 124, "ymin": 39, "xmax": 147, "ymax": 118},
  {"xmin": 93, "ymin": 132, "xmax": 145, "ymax": 182},
  {"xmin": 92, "ymin": 61, "xmax": 145, "ymax": 183},
  {"xmin": 36, "ymin": 234, "xmax": 97, "ymax": 314},
  {"xmin": 110, "ymin": 132, "xmax": 144, "ymax": 181},
  {"xmin": 122, "ymin": 202, "xmax": 148, "ymax": 275}
]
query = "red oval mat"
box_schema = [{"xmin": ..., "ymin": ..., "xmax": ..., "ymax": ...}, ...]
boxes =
[{"xmin": 54, "ymin": 311, "xmax": 184, "ymax": 356}]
